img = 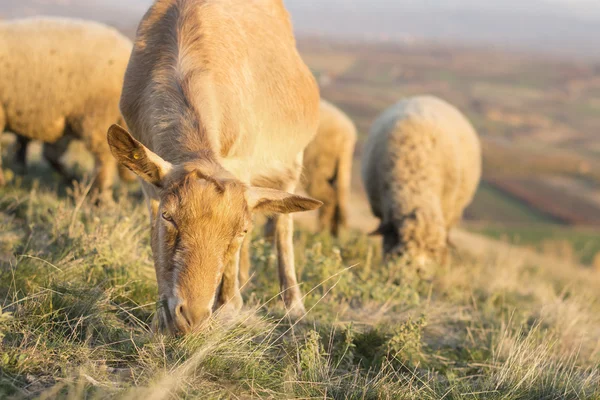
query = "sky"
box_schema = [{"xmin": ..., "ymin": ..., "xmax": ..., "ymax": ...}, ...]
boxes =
[
  {"xmin": 282, "ymin": 0, "xmax": 600, "ymax": 59},
  {"xmin": 283, "ymin": 0, "xmax": 600, "ymax": 20},
  {"xmin": 2, "ymin": 0, "xmax": 599, "ymax": 59},
  {"xmin": 5, "ymin": 0, "xmax": 600, "ymax": 22},
  {"xmin": 15, "ymin": 0, "xmax": 597, "ymax": 20}
]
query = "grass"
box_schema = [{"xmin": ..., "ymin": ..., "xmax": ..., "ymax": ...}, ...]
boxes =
[
  {"xmin": 468, "ymin": 223, "xmax": 600, "ymax": 267},
  {"xmin": 2, "ymin": 167, "xmax": 600, "ymax": 399},
  {"xmin": 2, "ymin": 37, "xmax": 600, "ymax": 398}
]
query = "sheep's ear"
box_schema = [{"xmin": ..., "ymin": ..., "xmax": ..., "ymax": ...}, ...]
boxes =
[
  {"xmin": 246, "ymin": 187, "xmax": 322, "ymax": 214},
  {"xmin": 107, "ymin": 124, "xmax": 173, "ymax": 187}
]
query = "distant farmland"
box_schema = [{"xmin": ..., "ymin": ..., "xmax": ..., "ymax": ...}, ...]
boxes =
[
  {"xmin": 464, "ymin": 181, "xmax": 558, "ymax": 225},
  {"xmin": 485, "ymin": 177, "xmax": 600, "ymax": 226}
]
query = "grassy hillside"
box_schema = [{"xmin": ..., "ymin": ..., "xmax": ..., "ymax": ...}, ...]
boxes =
[
  {"xmin": 1, "ymin": 36, "xmax": 600, "ymax": 398},
  {"xmin": 467, "ymin": 223, "xmax": 600, "ymax": 267},
  {"xmin": 1, "ymin": 167, "xmax": 600, "ymax": 398}
]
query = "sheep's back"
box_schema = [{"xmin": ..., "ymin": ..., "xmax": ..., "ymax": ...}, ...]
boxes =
[
  {"xmin": 0, "ymin": 17, "xmax": 132, "ymax": 140},
  {"xmin": 362, "ymin": 96, "xmax": 481, "ymax": 224}
]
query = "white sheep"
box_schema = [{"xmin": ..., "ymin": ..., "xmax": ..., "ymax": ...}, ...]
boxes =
[
  {"xmin": 361, "ymin": 95, "xmax": 481, "ymax": 263},
  {"xmin": 0, "ymin": 17, "xmax": 134, "ymax": 192}
]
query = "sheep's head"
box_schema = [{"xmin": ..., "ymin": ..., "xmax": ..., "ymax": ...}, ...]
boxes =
[
  {"xmin": 107, "ymin": 124, "xmax": 322, "ymax": 334},
  {"xmin": 371, "ymin": 207, "xmax": 447, "ymax": 265}
]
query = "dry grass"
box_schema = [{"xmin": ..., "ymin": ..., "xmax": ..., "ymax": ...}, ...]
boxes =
[
  {"xmin": 1, "ymin": 169, "xmax": 600, "ymax": 399},
  {"xmin": 2, "ymin": 35, "xmax": 600, "ymax": 398}
]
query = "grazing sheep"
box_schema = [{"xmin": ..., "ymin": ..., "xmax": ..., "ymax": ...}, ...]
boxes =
[
  {"xmin": 303, "ymin": 100, "xmax": 357, "ymax": 236},
  {"xmin": 0, "ymin": 17, "xmax": 133, "ymax": 192},
  {"xmin": 362, "ymin": 95, "xmax": 481, "ymax": 264},
  {"xmin": 109, "ymin": 0, "xmax": 321, "ymax": 334}
]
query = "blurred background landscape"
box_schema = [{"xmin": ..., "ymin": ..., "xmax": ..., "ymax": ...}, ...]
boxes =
[{"xmin": 2, "ymin": 0, "xmax": 599, "ymax": 266}]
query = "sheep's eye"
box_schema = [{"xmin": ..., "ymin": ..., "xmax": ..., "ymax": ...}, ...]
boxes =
[{"xmin": 162, "ymin": 211, "xmax": 173, "ymax": 222}]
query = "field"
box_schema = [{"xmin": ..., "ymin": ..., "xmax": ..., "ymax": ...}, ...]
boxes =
[
  {"xmin": 463, "ymin": 181, "xmax": 556, "ymax": 225},
  {"xmin": 469, "ymin": 223, "xmax": 600, "ymax": 266},
  {"xmin": 2, "ymin": 34, "xmax": 600, "ymax": 398},
  {"xmin": 2, "ymin": 170, "xmax": 600, "ymax": 399}
]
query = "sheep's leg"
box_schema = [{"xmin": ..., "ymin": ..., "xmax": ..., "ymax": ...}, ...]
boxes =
[
  {"xmin": 274, "ymin": 211, "xmax": 306, "ymax": 317},
  {"xmin": 274, "ymin": 175, "xmax": 306, "ymax": 317},
  {"xmin": 305, "ymin": 168, "xmax": 337, "ymax": 235},
  {"xmin": 334, "ymin": 140, "xmax": 355, "ymax": 235},
  {"xmin": 313, "ymin": 177, "xmax": 336, "ymax": 235},
  {"xmin": 331, "ymin": 204, "xmax": 342, "ymax": 237},
  {"xmin": 15, "ymin": 135, "xmax": 30, "ymax": 170},
  {"xmin": 215, "ymin": 241, "xmax": 243, "ymax": 316},
  {"xmin": 0, "ymin": 106, "xmax": 6, "ymax": 186},
  {"xmin": 0, "ymin": 162, "xmax": 3, "ymax": 187},
  {"xmin": 264, "ymin": 217, "xmax": 276, "ymax": 241},
  {"xmin": 238, "ymin": 219, "xmax": 253, "ymax": 289},
  {"xmin": 92, "ymin": 152, "xmax": 117, "ymax": 202},
  {"xmin": 43, "ymin": 135, "xmax": 74, "ymax": 184},
  {"xmin": 83, "ymin": 124, "xmax": 117, "ymax": 201},
  {"xmin": 318, "ymin": 199, "xmax": 336, "ymax": 235}
]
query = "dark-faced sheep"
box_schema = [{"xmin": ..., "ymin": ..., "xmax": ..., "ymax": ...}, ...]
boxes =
[
  {"xmin": 362, "ymin": 95, "xmax": 481, "ymax": 264},
  {"xmin": 0, "ymin": 17, "xmax": 134, "ymax": 193}
]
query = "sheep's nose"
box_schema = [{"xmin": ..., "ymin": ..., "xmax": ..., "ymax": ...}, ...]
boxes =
[
  {"xmin": 171, "ymin": 300, "xmax": 192, "ymax": 334},
  {"xmin": 168, "ymin": 298, "xmax": 211, "ymax": 334}
]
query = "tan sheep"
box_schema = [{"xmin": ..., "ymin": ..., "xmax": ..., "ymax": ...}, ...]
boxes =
[
  {"xmin": 302, "ymin": 100, "xmax": 357, "ymax": 236},
  {"xmin": 362, "ymin": 95, "xmax": 481, "ymax": 264},
  {"xmin": 0, "ymin": 17, "xmax": 134, "ymax": 192}
]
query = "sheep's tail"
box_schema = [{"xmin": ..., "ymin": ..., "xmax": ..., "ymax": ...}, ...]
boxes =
[{"xmin": 332, "ymin": 132, "xmax": 356, "ymax": 235}]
